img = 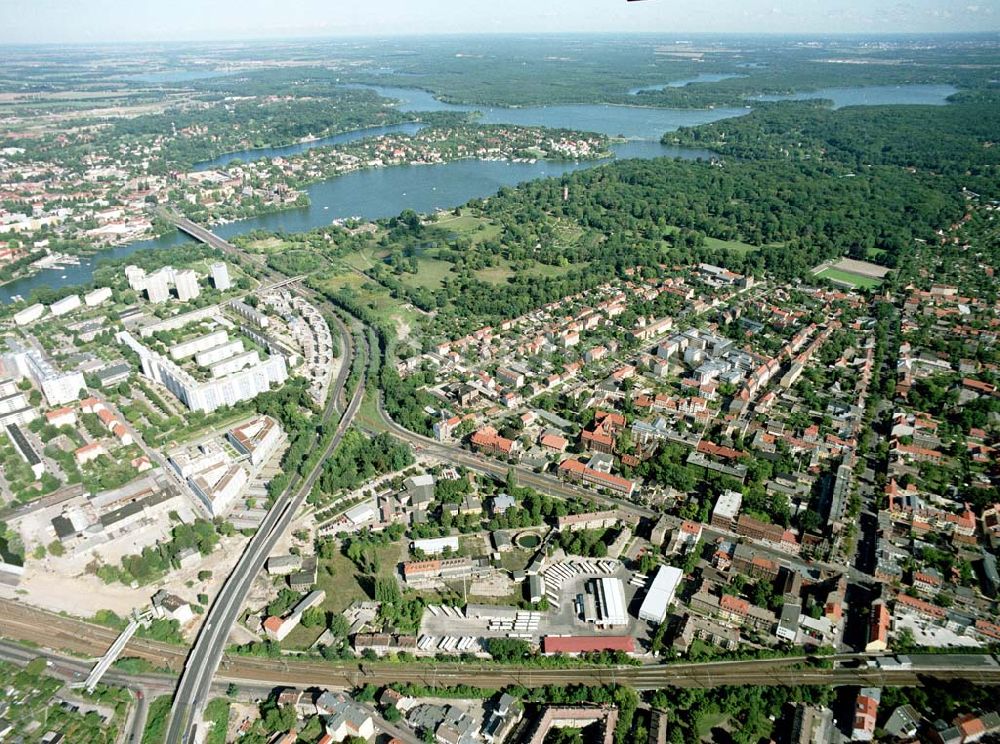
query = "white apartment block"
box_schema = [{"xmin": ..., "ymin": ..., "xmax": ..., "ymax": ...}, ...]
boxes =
[
  {"xmin": 210, "ymin": 262, "xmax": 231, "ymax": 291},
  {"xmin": 174, "ymin": 269, "xmax": 200, "ymax": 302},
  {"xmin": 50, "ymin": 294, "xmax": 81, "ymax": 317},
  {"xmin": 4, "ymin": 341, "xmax": 85, "ymax": 406},
  {"xmin": 118, "ymin": 330, "xmax": 287, "ymax": 413}
]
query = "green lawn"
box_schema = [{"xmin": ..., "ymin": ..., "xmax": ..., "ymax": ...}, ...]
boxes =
[
  {"xmin": 398, "ymin": 256, "xmax": 456, "ymax": 291},
  {"xmin": 315, "ymin": 272, "xmax": 422, "ymax": 335},
  {"xmin": 314, "ymin": 541, "xmax": 408, "ymax": 616},
  {"xmin": 243, "ymin": 236, "xmax": 289, "ymax": 253},
  {"xmin": 816, "ymin": 267, "xmax": 883, "ymax": 289},
  {"xmin": 340, "ymin": 246, "xmax": 390, "ymax": 272},
  {"xmin": 433, "ymin": 211, "xmax": 503, "ymax": 246},
  {"xmin": 279, "ymin": 621, "xmax": 327, "ymax": 650},
  {"xmin": 702, "ymin": 235, "xmax": 761, "ymax": 255},
  {"xmin": 475, "ymin": 265, "xmax": 516, "ymax": 285},
  {"xmin": 475, "ymin": 258, "xmax": 589, "ymax": 285}
]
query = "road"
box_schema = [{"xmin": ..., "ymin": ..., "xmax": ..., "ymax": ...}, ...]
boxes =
[
  {"xmin": 162, "ymin": 215, "xmax": 369, "ymax": 743},
  {"xmin": 0, "ymin": 640, "xmax": 163, "ymax": 744}
]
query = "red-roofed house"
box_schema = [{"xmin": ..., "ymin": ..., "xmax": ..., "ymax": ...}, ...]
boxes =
[
  {"xmin": 558, "ymin": 459, "xmax": 635, "ymax": 497},
  {"xmin": 540, "ymin": 433, "xmax": 569, "ymax": 453},
  {"xmin": 471, "ymin": 427, "xmax": 518, "ymax": 458},
  {"xmin": 895, "ymin": 593, "xmax": 947, "ymax": 622},
  {"xmin": 852, "ymin": 691, "xmax": 879, "ymax": 742},
  {"xmin": 45, "ymin": 407, "xmax": 76, "ymax": 428},
  {"xmin": 75, "ymin": 442, "xmax": 106, "ymax": 465},
  {"xmin": 866, "ymin": 600, "xmax": 890, "ymax": 653}
]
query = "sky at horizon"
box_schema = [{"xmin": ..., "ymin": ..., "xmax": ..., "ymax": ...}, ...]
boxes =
[{"xmin": 1, "ymin": 0, "xmax": 998, "ymax": 44}]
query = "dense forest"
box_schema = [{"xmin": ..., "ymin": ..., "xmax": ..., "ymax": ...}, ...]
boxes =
[{"xmin": 670, "ymin": 94, "xmax": 1000, "ymax": 174}]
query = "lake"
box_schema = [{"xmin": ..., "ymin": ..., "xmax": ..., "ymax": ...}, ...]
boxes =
[
  {"xmin": 754, "ymin": 84, "xmax": 957, "ymax": 109},
  {"xmin": 341, "ymin": 84, "xmax": 748, "ymax": 141},
  {"xmin": 0, "ymin": 82, "xmax": 957, "ymax": 302},
  {"xmin": 628, "ymin": 73, "xmax": 746, "ymax": 95},
  {"xmin": 0, "ymin": 139, "xmax": 718, "ymax": 304}
]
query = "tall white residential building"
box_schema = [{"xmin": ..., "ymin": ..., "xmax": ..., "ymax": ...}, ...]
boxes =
[
  {"xmin": 194, "ymin": 339, "xmax": 244, "ymax": 367},
  {"xmin": 209, "ymin": 350, "xmax": 259, "ymax": 378},
  {"xmin": 84, "ymin": 287, "xmax": 113, "ymax": 307},
  {"xmin": 229, "ymin": 300, "xmax": 269, "ymax": 328},
  {"xmin": 144, "ymin": 271, "xmax": 170, "ymax": 304},
  {"xmin": 4, "ymin": 341, "xmax": 85, "ymax": 406},
  {"xmin": 118, "ymin": 331, "xmax": 288, "ymax": 414},
  {"xmin": 170, "ymin": 330, "xmax": 230, "ymax": 361},
  {"xmin": 210, "ymin": 262, "xmax": 231, "ymax": 291},
  {"xmin": 50, "ymin": 294, "xmax": 81, "ymax": 317},
  {"xmin": 125, "ymin": 265, "xmax": 147, "ymax": 291},
  {"xmin": 174, "ymin": 269, "xmax": 200, "ymax": 302},
  {"xmin": 13, "ymin": 304, "xmax": 45, "ymax": 326}
]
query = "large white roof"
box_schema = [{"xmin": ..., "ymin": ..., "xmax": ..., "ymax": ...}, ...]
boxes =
[{"xmin": 638, "ymin": 565, "xmax": 683, "ymax": 624}]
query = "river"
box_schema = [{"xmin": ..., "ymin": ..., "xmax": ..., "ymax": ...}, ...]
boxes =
[{"xmin": 0, "ymin": 82, "xmax": 957, "ymax": 303}]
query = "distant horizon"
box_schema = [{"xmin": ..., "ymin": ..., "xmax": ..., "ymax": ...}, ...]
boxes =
[
  {"xmin": 2, "ymin": 0, "xmax": 998, "ymax": 45},
  {"xmin": 2, "ymin": 29, "xmax": 999, "ymax": 51}
]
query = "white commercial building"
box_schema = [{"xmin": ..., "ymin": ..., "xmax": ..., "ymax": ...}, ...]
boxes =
[
  {"xmin": 344, "ymin": 501, "xmax": 376, "ymax": 528},
  {"xmin": 188, "ymin": 459, "xmax": 248, "ymax": 516},
  {"xmin": 593, "ymin": 577, "xmax": 628, "ymax": 627},
  {"xmin": 638, "ymin": 565, "xmax": 683, "ymax": 624},
  {"xmin": 84, "ymin": 287, "xmax": 113, "ymax": 307},
  {"xmin": 712, "ymin": 489, "xmax": 744, "ymax": 526},
  {"xmin": 50, "ymin": 294, "xmax": 81, "ymax": 317},
  {"xmin": 412, "ymin": 536, "xmax": 460, "ymax": 556},
  {"xmin": 210, "ymin": 262, "xmax": 231, "ymax": 291}
]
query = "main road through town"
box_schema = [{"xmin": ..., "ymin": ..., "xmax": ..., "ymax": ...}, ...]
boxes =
[{"xmin": 161, "ymin": 214, "xmax": 369, "ymax": 743}]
